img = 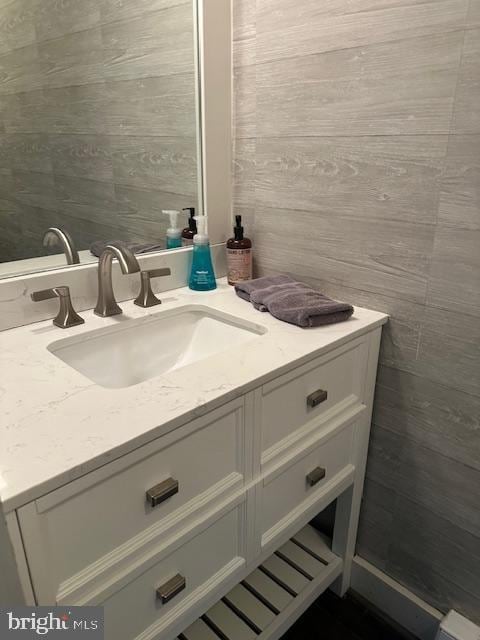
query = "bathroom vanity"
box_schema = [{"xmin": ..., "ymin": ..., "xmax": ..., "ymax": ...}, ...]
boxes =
[{"xmin": 0, "ymin": 280, "xmax": 387, "ymax": 640}]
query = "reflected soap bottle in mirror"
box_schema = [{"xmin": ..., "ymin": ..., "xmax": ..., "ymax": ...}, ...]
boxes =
[
  {"xmin": 182, "ymin": 208, "xmax": 197, "ymax": 246},
  {"xmin": 163, "ymin": 210, "xmax": 183, "ymax": 249}
]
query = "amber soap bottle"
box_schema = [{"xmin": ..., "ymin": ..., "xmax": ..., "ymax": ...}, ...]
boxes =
[{"xmin": 227, "ymin": 215, "xmax": 252, "ymax": 285}]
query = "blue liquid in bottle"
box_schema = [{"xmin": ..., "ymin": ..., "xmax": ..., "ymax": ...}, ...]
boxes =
[{"xmin": 189, "ymin": 243, "xmax": 217, "ymax": 291}]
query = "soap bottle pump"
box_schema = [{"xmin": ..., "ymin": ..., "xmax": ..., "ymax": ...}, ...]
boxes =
[
  {"xmin": 227, "ymin": 215, "xmax": 253, "ymax": 285},
  {"xmin": 163, "ymin": 210, "xmax": 182, "ymax": 249},
  {"xmin": 181, "ymin": 207, "xmax": 197, "ymax": 246},
  {"xmin": 188, "ymin": 215, "xmax": 217, "ymax": 291}
]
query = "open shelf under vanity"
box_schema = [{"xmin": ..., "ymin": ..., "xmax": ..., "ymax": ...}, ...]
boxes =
[{"xmin": 178, "ymin": 525, "xmax": 341, "ymax": 640}]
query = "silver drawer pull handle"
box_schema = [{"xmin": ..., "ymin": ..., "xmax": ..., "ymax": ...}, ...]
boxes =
[
  {"xmin": 306, "ymin": 389, "xmax": 328, "ymax": 408},
  {"xmin": 146, "ymin": 478, "xmax": 179, "ymax": 507},
  {"xmin": 306, "ymin": 467, "xmax": 326, "ymax": 487},
  {"xmin": 156, "ymin": 573, "xmax": 186, "ymax": 603}
]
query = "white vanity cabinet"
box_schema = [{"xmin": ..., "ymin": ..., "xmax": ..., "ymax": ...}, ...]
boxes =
[{"xmin": 6, "ymin": 324, "xmax": 383, "ymax": 640}]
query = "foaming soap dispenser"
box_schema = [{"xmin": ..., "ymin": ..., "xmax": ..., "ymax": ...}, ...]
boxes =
[
  {"xmin": 188, "ymin": 215, "xmax": 217, "ymax": 291},
  {"xmin": 163, "ymin": 210, "xmax": 182, "ymax": 249}
]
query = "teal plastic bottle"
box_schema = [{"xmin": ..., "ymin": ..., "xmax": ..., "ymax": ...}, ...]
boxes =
[{"xmin": 188, "ymin": 215, "xmax": 217, "ymax": 291}]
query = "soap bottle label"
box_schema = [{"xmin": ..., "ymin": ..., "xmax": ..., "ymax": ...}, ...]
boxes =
[{"xmin": 227, "ymin": 248, "xmax": 252, "ymax": 285}]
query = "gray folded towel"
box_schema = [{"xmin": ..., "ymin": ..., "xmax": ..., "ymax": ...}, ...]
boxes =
[
  {"xmin": 235, "ymin": 275, "xmax": 354, "ymax": 328},
  {"xmin": 90, "ymin": 240, "xmax": 164, "ymax": 258},
  {"xmin": 234, "ymin": 274, "xmax": 292, "ymax": 310}
]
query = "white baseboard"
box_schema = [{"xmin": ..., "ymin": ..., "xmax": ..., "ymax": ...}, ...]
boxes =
[
  {"xmin": 350, "ymin": 555, "xmax": 443, "ymax": 640},
  {"xmin": 437, "ymin": 610, "xmax": 480, "ymax": 640}
]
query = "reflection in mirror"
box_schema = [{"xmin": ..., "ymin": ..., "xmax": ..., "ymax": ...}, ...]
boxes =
[{"xmin": 0, "ymin": 0, "xmax": 200, "ymax": 278}]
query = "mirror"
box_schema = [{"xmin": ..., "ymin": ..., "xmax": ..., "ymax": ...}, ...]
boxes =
[{"xmin": 0, "ymin": 0, "xmax": 204, "ymax": 279}]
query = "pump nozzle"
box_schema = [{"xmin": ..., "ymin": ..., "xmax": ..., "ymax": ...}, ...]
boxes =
[
  {"xmin": 163, "ymin": 209, "xmax": 182, "ymax": 248},
  {"xmin": 193, "ymin": 215, "xmax": 209, "ymax": 244},
  {"xmin": 163, "ymin": 209, "xmax": 180, "ymax": 233},
  {"xmin": 234, "ymin": 215, "xmax": 244, "ymax": 241}
]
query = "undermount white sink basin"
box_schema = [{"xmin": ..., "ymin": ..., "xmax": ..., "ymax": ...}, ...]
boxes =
[{"xmin": 47, "ymin": 305, "xmax": 266, "ymax": 389}]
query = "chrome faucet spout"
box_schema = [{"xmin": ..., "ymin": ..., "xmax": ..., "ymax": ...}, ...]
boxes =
[
  {"xmin": 43, "ymin": 227, "xmax": 80, "ymax": 265},
  {"xmin": 94, "ymin": 243, "xmax": 140, "ymax": 317}
]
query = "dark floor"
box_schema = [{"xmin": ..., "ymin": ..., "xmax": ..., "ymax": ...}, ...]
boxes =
[{"xmin": 281, "ymin": 590, "xmax": 416, "ymax": 640}]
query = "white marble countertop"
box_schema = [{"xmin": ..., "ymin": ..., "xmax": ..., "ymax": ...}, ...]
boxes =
[{"xmin": 0, "ymin": 278, "xmax": 387, "ymax": 512}]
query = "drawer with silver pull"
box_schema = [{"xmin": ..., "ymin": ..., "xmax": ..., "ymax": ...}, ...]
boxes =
[
  {"xmin": 17, "ymin": 398, "xmax": 246, "ymax": 605},
  {"xmin": 259, "ymin": 421, "xmax": 355, "ymax": 548},
  {"xmin": 100, "ymin": 503, "xmax": 246, "ymax": 640},
  {"xmin": 260, "ymin": 337, "xmax": 368, "ymax": 461}
]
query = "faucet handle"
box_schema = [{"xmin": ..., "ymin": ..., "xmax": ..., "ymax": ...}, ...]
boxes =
[
  {"xmin": 134, "ymin": 268, "xmax": 171, "ymax": 308},
  {"xmin": 31, "ymin": 286, "xmax": 85, "ymax": 329}
]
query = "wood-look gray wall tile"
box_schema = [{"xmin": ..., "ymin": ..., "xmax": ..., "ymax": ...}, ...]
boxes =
[
  {"xmin": 254, "ymin": 205, "xmax": 434, "ymax": 304},
  {"xmin": 256, "ymin": 0, "xmax": 468, "ymax": 64},
  {"xmin": 99, "ymin": 0, "xmax": 186, "ymax": 25},
  {"xmin": 256, "ymin": 136, "xmax": 447, "ymax": 224},
  {"xmin": 233, "ymin": 137, "xmax": 255, "ymax": 209},
  {"xmin": 234, "ymin": 65, "xmax": 256, "ymax": 139},
  {"xmin": 42, "ymin": 85, "xmax": 109, "ymax": 135},
  {"xmin": 256, "ymin": 32, "xmax": 462, "ymax": 137},
  {"xmin": 38, "ymin": 27, "xmax": 104, "ymax": 89},
  {"xmin": 233, "ymin": 0, "xmax": 256, "ymax": 68},
  {"xmin": 34, "ymin": 0, "xmax": 101, "ymax": 44},
  {"xmin": 0, "ymin": 44, "xmax": 42, "ymax": 95},
  {"xmin": 416, "ymin": 306, "xmax": 480, "ymax": 397},
  {"xmin": 233, "ymin": 137, "xmax": 256, "ymax": 232},
  {"xmin": 113, "ymin": 185, "xmax": 182, "ymax": 243},
  {"xmin": 393, "ymin": 440, "xmax": 480, "ymax": 537},
  {"xmin": 110, "ymin": 136, "xmax": 197, "ymax": 196},
  {"xmin": 438, "ymin": 135, "xmax": 480, "ymax": 230},
  {"xmin": 11, "ymin": 169, "xmax": 57, "ymax": 211},
  {"xmin": 49, "ymin": 134, "xmax": 113, "ymax": 182},
  {"xmin": 1, "ymin": 90, "xmax": 48, "ymax": 134},
  {"xmin": 102, "ymin": 3, "xmax": 194, "ymax": 82},
  {"xmin": 427, "ymin": 225, "xmax": 480, "ymax": 316},
  {"xmin": 0, "ymin": 134, "xmax": 52, "ymax": 174},
  {"xmin": 452, "ymin": 28, "xmax": 480, "ymax": 133},
  {"xmin": 53, "ymin": 174, "xmax": 117, "ymax": 222},
  {"xmin": 0, "ymin": 0, "xmax": 36, "ymax": 55},
  {"xmin": 374, "ymin": 365, "xmax": 480, "ymax": 470},
  {"xmin": 364, "ymin": 425, "xmax": 406, "ymax": 491},
  {"xmin": 103, "ymin": 74, "xmax": 196, "ymax": 137},
  {"xmin": 356, "ymin": 478, "xmax": 396, "ymax": 571},
  {"xmin": 467, "ymin": 0, "xmax": 480, "ymax": 24},
  {"xmin": 387, "ymin": 497, "xmax": 480, "ymax": 622}
]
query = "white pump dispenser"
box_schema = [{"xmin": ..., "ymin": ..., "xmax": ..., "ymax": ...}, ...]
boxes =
[
  {"xmin": 193, "ymin": 215, "xmax": 209, "ymax": 244},
  {"xmin": 163, "ymin": 210, "xmax": 182, "ymax": 248},
  {"xmin": 189, "ymin": 214, "xmax": 216, "ymax": 290}
]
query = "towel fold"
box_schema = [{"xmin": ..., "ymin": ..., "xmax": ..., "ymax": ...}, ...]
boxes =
[
  {"xmin": 234, "ymin": 274, "xmax": 292, "ymax": 310},
  {"xmin": 235, "ymin": 275, "xmax": 354, "ymax": 328},
  {"xmin": 90, "ymin": 240, "xmax": 164, "ymax": 258}
]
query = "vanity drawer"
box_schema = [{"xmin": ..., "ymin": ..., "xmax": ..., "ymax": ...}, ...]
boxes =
[
  {"xmin": 260, "ymin": 421, "xmax": 355, "ymax": 548},
  {"xmin": 18, "ymin": 398, "xmax": 246, "ymax": 604},
  {"xmin": 260, "ymin": 338, "xmax": 367, "ymax": 458},
  {"xmin": 101, "ymin": 501, "xmax": 246, "ymax": 640}
]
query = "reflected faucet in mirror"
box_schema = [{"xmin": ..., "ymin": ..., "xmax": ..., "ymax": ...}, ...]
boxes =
[
  {"xmin": 94, "ymin": 243, "xmax": 141, "ymax": 318},
  {"xmin": 43, "ymin": 228, "xmax": 80, "ymax": 266}
]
